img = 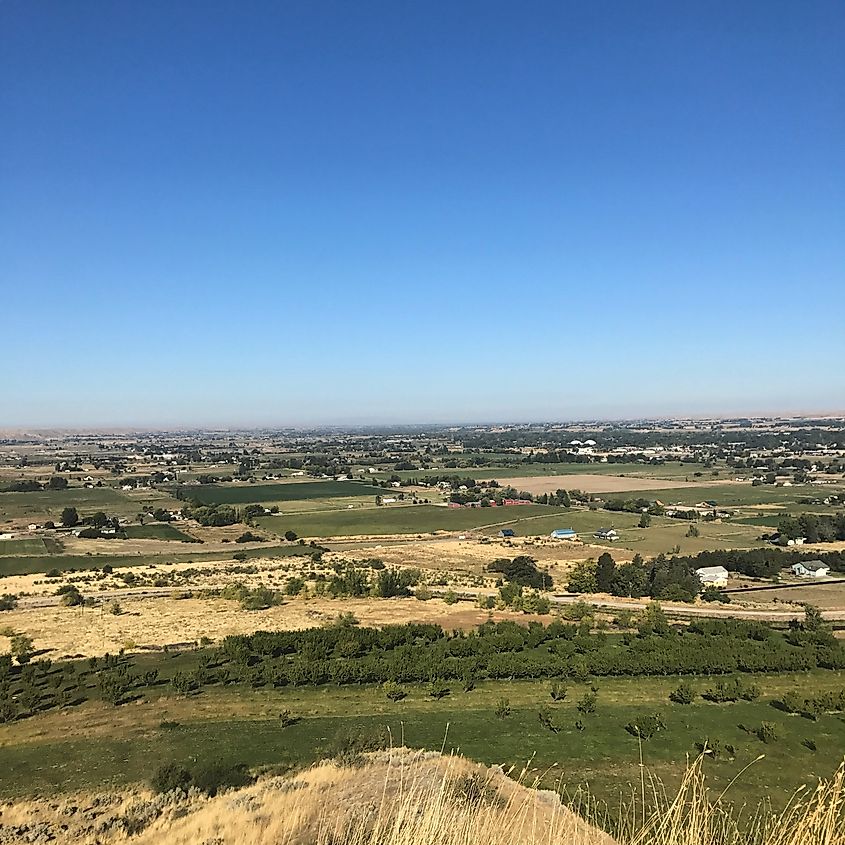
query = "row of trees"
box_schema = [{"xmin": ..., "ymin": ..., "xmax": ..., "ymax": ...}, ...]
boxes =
[{"xmin": 567, "ymin": 553, "xmax": 701, "ymax": 602}]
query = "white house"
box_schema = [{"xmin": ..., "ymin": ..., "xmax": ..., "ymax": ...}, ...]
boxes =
[
  {"xmin": 594, "ymin": 528, "xmax": 619, "ymax": 542},
  {"xmin": 791, "ymin": 560, "xmax": 830, "ymax": 578},
  {"xmin": 695, "ymin": 566, "xmax": 729, "ymax": 588},
  {"xmin": 550, "ymin": 528, "xmax": 578, "ymax": 540}
]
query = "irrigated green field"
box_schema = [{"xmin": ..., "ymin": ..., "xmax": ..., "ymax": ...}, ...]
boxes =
[
  {"xmin": 0, "ymin": 538, "xmax": 55, "ymax": 556},
  {"xmin": 2, "ymin": 670, "xmax": 843, "ymax": 809},
  {"xmin": 257, "ymin": 504, "xmax": 562, "ymax": 537},
  {"xmin": 0, "ymin": 487, "xmax": 177, "ymax": 523},
  {"xmin": 184, "ymin": 481, "xmax": 385, "ymax": 506},
  {"xmin": 122, "ymin": 524, "xmax": 196, "ymax": 541},
  {"xmin": 0, "ymin": 544, "xmax": 309, "ymax": 577}
]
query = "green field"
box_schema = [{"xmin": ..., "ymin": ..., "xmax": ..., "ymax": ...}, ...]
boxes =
[
  {"xmin": 185, "ymin": 481, "xmax": 385, "ymax": 506},
  {"xmin": 0, "ymin": 544, "xmax": 309, "ymax": 577},
  {"xmin": 0, "ymin": 538, "xmax": 52, "ymax": 556},
  {"xmin": 122, "ymin": 524, "xmax": 196, "ymax": 541},
  {"xmin": 379, "ymin": 462, "xmax": 714, "ymax": 482},
  {"xmin": 257, "ymin": 503, "xmax": 564, "ymax": 537},
  {"xmin": 2, "ymin": 671, "xmax": 843, "ymax": 808},
  {"xmin": 0, "ymin": 486, "xmax": 177, "ymax": 522}
]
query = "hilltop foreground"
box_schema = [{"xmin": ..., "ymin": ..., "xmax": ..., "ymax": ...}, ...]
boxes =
[{"xmin": 0, "ymin": 748, "xmax": 842, "ymax": 845}]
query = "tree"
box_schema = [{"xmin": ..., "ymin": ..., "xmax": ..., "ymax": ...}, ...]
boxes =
[
  {"xmin": 61, "ymin": 507, "xmax": 79, "ymax": 528},
  {"xmin": 595, "ymin": 553, "xmax": 617, "ymax": 593},
  {"xmin": 566, "ymin": 559, "xmax": 597, "ymax": 593},
  {"xmin": 47, "ymin": 476, "xmax": 68, "ymax": 490},
  {"xmin": 10, "ymin": 633, "xmax": 35, "ymax": 664},
  {"xmin": 625, "ymin": 713, "xmax": 665, "ymax": 740},
  {"xmin": 638, "ymin": 513, "xmax": 651, "ymax": 528},
  {"xmin": 284, "ymin": 530, "xmax": 298, "ymax": 542}
]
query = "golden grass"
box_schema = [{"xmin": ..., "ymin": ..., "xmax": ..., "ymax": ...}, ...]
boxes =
[{"xmin": 1, "ymin": 749, "xmax": 842, "ymax": 845}]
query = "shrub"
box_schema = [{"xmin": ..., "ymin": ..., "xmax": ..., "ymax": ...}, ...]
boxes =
[
  {"xmin": 443, "ymin": 590, "xmax": 458, "ymax": 605},
  {"xmin": 625, "ymin": 713, "xmax": 665, "ymax": 740},
  {"xmin": 191, "ymin": 761, "xmax": 254, "ymax": 796},
  {"xmin": 494, "ymin": 697, "xmax": 511, "ymax": 719},
  {"xmin": 383, "ymin": 681, "xmax": 407, "ymax": 702},
  {"xmin": 414, "ymin": 585, "xmax": 432, "ymax": 601},
  {"xmin": 756, "ymin": 722, "xmax": 779, "ymax": 744},
  {"xmin": 538, "ymin": 706, "xmax": 559, "ymax": 733},
  {"xmin": 0, "ymin": 594, "xmax": 18, "ymax": 611},
  {"xmin": 550, "ymin": 681, "xmax": 567, "ymax": 701},
  {"xmin": 577, "ymin": 690, "xmax": 598, "ymax": 715},
  {"xmin": 279, "ymin": 709, "xmax": 299, "ymax": 727},
  {"xmin": 151, "ymin": 762, "xmax": 192, "ymax": 793},
  {"xmin": 670, "ymin": 681, "xmax": 695, "ymax": 704},
  {"xmin": 428, "ymin": 679, "xmax": 450, "ymax": 699}
]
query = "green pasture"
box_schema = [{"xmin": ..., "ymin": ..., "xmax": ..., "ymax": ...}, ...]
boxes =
[
  {"xmin": 256, "ymin": 504, "xmax": 563, "ymax": 537},
  {"xmin": 122, "ymin": 524, "xmax": 196, "ymax": 541},
  {"xmin": 2, "ymin": 671, "xmax": 844, "ymax": 809},
  {"xmin": 0, "ymin": 538, "xmax": 51, "ymax": 556},
  {"xmin": 0, "ymin": 544, "xmax": 308, "ymax": 578},
  {"xmin": 0, "ymin": 487, "xmax": 177, "ymax": 523},
  {"xmin": 380, "ymin": 462, "xmax": 712, "ymax": 483},
  {"xmin": 184, "ymin": 481, "xmax": 385, "ymax": 506}
]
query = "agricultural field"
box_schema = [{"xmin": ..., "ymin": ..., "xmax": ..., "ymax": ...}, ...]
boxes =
[
  {"xmin": 184, "ymin": 481, "xmax": 385, "ymax": 506},
  {"xmin": 0, "ymin": 486, "xmax": 178, "ymax": 525},
  {"xmin": 2, "ymin": 668, "xmax": 844, "ymax": 810},
  {"xmin": 0, "ymin": 538, "xmax": 61, "ymax": 557},
  {"xmin": 257, "ymin": 503, "xmax": 561, "ymax": 538},
  {"xmin": 121, "ymin": 524, "xmax": 196, "ymax": 542}
]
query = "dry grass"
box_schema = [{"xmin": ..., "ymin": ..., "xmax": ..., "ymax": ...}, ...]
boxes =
[
  {"xmin": 0, "ymin": 595, "xmax": 548, "ymax": 658},
  {"xmin": 0, "ymin": 749, "xmax": 842, "ymax": 845},
  {"xmin": 500, "ymin": 475, "xmax": 711, "ymax": 495}
]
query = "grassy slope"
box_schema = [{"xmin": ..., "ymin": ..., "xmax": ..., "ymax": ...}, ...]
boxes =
[{"xmin": 3, "ymin": 672, "xmax": 844, "ymax": 808}]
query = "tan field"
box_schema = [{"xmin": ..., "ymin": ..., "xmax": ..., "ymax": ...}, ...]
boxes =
[
  {"xmin": 0, "ymin": 595, "xmax": 554, "ymax": 659},
  {"xmin": 502, "ymin": 474, "xmax": 711, "ymax": 494}
]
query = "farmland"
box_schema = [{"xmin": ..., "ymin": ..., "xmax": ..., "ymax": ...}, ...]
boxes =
[
  {"xmin": 184, "ymin": 480, "xmax": 385, "ymax": 506},
  {"xmin": 0, "ymin": 419, "xmax": 843, "ymax": 814},
  {"xmin": 1, "ymin": 661, "xmax": 843, "ymax": 810}
]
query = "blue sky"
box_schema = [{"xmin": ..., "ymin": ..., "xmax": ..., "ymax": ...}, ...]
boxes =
[{"xmin": 2, "ymin": 1, "xmax": 843, "ymax": 426}]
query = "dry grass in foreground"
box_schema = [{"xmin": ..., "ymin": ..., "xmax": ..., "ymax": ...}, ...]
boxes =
[{"xmin": 0, "ymin": 748, "xmax": 842, "ymax": 845}]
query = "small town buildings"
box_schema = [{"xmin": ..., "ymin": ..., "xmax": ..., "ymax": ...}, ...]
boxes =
[
  {"xmin": 550, "ymin": 528, "xmax": 578, "ymax": 540},
  {"xmin": 695, "ymin": 565, "xmax": 729, "ymax": 587},
  {"xmin": 594, "ymin": 528, "xmax": 619, "ymax": 541},
  {"xmin": 791, "ymin": 560, "xmax": 830, "ymax": 578},
  {"xmin": 499, "ymin": 528, "xmax": 515, "ymax": 538}
]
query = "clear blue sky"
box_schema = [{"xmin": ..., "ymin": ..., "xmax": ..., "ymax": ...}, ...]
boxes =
[{"xmin": 2, "ymin": 1, "xmax": 843, "ymax": 426}]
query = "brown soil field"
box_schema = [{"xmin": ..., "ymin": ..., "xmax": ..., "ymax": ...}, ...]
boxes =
[
  {"xmin": 502, "ymin": 474, "xmax": 712, "ymax": 494},
  {"xmin": 0, "ymin": 596, "xmax": 552, "ymax": 659}
]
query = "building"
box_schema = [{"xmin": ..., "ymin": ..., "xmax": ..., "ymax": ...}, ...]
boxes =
[
  {"xmin": 594, "ymin": 528, "xmax": 619, "ymax": 542},
  {"xmin": 550, "ymin": 528, "xmax": 578, "ymax": 540},
  {"xmin": 695, "ymin": 565, "xmax": 729, "ymax": 588},
  {"xmin": 498, "ymin": 528, "xmax": 515, "ymax": 538},
  {"xmin": 791, "ymin": 560, "xmax": 830, "ymax": 578}
]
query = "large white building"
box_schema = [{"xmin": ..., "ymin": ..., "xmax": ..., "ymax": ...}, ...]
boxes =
[{"xmin": 695, "ymin": 566, "xmax": 729, "ymax": 588}]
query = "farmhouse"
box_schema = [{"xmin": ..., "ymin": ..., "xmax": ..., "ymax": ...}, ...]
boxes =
[
  {"xmin": 550, "ymin": 528, "xmax": 578, "ymax": 540},
  {"xmin": 594, "ymin": 528, "xmax": 619, "ymax": 541},
  {"xmin": 791, "ymin": 560, "xmax": 830, "ymax": 578},
  {"xmin": 695, "ymin": 565, "xmax": 729, "ymax": 587},
  {"xmin": 498, "ymin": 528, "xmax": 515, "ymax": 538}
]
